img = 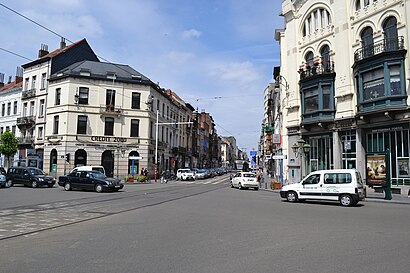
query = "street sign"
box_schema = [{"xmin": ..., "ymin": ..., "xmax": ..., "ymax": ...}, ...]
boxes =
[
  {"xmin": 271, "ymin": 155, "xmax": 287, "ymax": 160},
  {"xmin": 129, "ymin": 156, "xmax": 143, "ymax": 160}
]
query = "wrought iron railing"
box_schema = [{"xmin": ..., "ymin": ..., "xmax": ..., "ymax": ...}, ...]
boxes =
[
  {"xmin": 299, "ymin": 61, "xmax": 335, "ymax": 80},
  {"xmin": 22, "ymin": 89, "xmax": 36, "ymax": 99},
  {"xmin": 354, "ymin": 36, "xmax": 405, "ymax": 62},
  {"xmin": 99, "ymin": 104, "xmax": 123, "ymax": 115}
]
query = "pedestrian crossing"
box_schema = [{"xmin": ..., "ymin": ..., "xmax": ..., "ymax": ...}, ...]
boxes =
[{"xmin": 169, "ymin": 175, "xmax": 229, "ymax": 185}]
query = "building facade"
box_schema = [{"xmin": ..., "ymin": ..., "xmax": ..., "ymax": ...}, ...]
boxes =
[{"xmin": 277, "ymin": 0, "xmax": 410, "ymax": 189}]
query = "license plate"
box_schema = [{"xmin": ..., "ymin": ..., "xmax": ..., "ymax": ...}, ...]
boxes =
[
  {"xmin": 115, "ymin": 185, "xmax": 120, "ymax": 188},
  {"xmin": 248, "ymin": 179, "xmax": 254, "ymax": 181}
]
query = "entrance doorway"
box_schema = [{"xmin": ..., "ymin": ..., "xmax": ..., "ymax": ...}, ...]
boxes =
[
  {"xmin": 101, "ymin": 150, "xmax": 114, "ymax": 177},
  {"xmin": 128, "ymin": 151, "xmax": 140, "ymax": 176},
  {"xmin": 74, "ymin": 149, "xmax": 87, "ymax": 167}
]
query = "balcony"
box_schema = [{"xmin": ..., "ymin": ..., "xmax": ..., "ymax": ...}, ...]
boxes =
[
  {"xmin": 20, "ymin": 136, "xmax": 35, "ymax": 145},
  {"xmin": 298, "ymin": 61, "xmax": 335, "ymax": 80},
  {"xmin": 99, "ymin": 104, "xmax": 123, "ymax": 116},
  {"xmin": 16, "ymin": 116, "xmax": 35, "ymax": 128},
  {"xmin": 354, "ymin": 36, "xmax": 405, "ymax": 62},
  {"xmin": 22, "ymin": 89, "xmax": 36, "ymax": 100}
]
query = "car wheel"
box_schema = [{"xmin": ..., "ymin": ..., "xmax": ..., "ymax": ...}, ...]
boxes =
[
  {"xmin": 238, "ymin": 183, "xmax": 243, "ymax": 190},
  {"xmin": 230, "ymin": 182, "xmax": 234, "ymax": 188},
  {"xmin": 286, "ymin": 191, "xmax": 298, "ymax": 202},
  {"xmin": 31, "ymin": 180, "xmax": 38, "ymax": 188},
  {"xmin": 48, "ymin": 184, "xmax": 54, "ymax": 188},
  {"xmin": 6, "ymin": 179, "xmax": 13, "ymax": 187},
  {"xmin": 95, "ymin": 184, "xmax": 103, "ymax": 193},
  {"xmin": 340, "ymin": 194, "xmax": 353, "ymax": 207},
  {"xmin": 254, "ymin": 187, "xmax": 259, "ymax": 191},
  {"xmin": 64, "ymin": 182, "xmax": 71, "ymax": 191}
]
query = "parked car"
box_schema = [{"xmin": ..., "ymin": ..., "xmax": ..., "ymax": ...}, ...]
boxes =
[
  {"xmin": 231, "ymin": 172, "xmax": 258, "ymax": 190},
  {"xmin": 176, "ymin": 169, "xmax": 195, "ymax": 181},
  {"xmin": 70, "ymin": 165, "xmax": 105, "ymax": 175},
  {"xmin": 6, "ymin": 167, "xmax": 56, "ymax": 188},
  {"xmin": 280, "ymin": 169, "xmax": 365, "ymax": 207},
  {"xmin": 0, "ymin": 167, "xmax": 6, "ymax": 188},
  {"xmin": 195, "ymin": 169, "xmax": 208, "ymax": 180},
  {"xmin": 58, "ymin": 170, "xmax": 124, "ymax": 193}
]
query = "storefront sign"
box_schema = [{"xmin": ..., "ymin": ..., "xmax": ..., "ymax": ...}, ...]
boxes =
[
  {"xmin": 90, "ymin": 136, "xmax": 127, "ymax": 143},
  {"xmin": 366, "ymin": 153, "xmax": 387, "ymax": 186},
  {"xmin": 371, "ymin": 126, "xmax": 406, "ymax": 134},
  {"xmin": 76, "ymin": 135, "xmax": 141, "ymax": 145}
]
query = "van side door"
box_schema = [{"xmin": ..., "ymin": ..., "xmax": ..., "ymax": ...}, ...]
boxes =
[
  {"xmin": 322, "ymin": 172, "xmax": 353, "ymax": 201},
  {"xmin": 300, "ymin": 173, "xmax": 322, "ymax": 199}
]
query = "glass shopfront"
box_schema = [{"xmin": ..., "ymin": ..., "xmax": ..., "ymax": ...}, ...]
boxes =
[
  {"xmin": 366, "ymin": 125, "xmax": 410, "ymax": 185},
  {"xmin": 341, "ymin": 130, "xmax": 357, "ymax": 169},
  {"xmin": 307, "ymin": 135, "xmax": 333, "ymax": 172}
]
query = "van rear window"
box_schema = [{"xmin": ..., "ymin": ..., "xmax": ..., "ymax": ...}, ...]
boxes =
[{"xmin": 324, "ymin": 173, "xmax": 352, "ymax": 184}]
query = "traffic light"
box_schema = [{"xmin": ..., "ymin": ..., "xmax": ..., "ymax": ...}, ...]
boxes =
[{"xmin": 65, "ymin": 153, "xmax": 70, "ymax": 163}]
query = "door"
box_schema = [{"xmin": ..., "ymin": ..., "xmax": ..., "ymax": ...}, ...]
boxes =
[
  {"xmin": 101, "ymin": 150, "xmax": 114, "ymax": 178},
  {"xmin": 299, "ymin": 173, "xmax": 322, "ymax": 199},
  {"xmin": 69, "ymin": 171, "xmax": 81, "ymax": 189},
  {"xmin": 321, "ymin": 172, "xmax": 353, "ymax": 201},
  {"xmin": 232, "ymin": 173, "xmax": 242, "ymax": 187},
  {"xmin": 79, "ymin": 171, "xmax": 94, "ymax": 190}
]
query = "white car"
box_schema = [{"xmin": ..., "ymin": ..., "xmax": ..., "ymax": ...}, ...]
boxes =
[
  {"xmin": 231, "ymin": 172, "xmax": 258, "ymax": 190},
  {"xmin": 176, "ymin": 169, "xmax": 195, "ymax": 181}
]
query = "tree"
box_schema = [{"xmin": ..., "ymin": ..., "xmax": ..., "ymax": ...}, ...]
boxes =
[{"xmin": 0, "ymin": 131, "xmax": 19, "ymax": 168}]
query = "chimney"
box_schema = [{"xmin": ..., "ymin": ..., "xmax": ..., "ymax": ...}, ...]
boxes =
[
  {"xmin": 0, "ymin": 73, "xmax": 4, "ymax": 88},
  {"xmin": 38, "ymin": 44, "xmax": 49, "ymax": 58},
  {"xmin": 60, "ymin": 37, "xmax": 66, "ymax": 49},
  {"xmin": 8, "ymin": 76, "xmax": 12, "ymax": 84}
]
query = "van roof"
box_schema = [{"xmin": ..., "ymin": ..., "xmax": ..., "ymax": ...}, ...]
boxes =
[{"xmin": 310, "ymin": 169, "xmax": 358, "ymax": 174}]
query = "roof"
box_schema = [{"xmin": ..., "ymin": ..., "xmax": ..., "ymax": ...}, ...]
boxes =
[
  {"xmin": 0, "ymin": 77, "xmax": 23, "ymax": 92},
  {"xmin": 49, "ymin": 60, "xmax": 153, "ymax": 85}
]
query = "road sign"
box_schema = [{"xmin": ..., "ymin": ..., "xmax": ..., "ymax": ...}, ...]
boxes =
[{"xmin": 129, "ymin": 156, "xmax": 143, "ymax": 160}]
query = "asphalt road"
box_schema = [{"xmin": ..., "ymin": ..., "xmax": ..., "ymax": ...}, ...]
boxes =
[{"xmin": 0, "ymin": 176, "xmax": 409, "ymax": 273}]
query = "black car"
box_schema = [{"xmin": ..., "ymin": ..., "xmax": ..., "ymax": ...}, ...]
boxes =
[
  {"xmin": 58, "ymin": 170, "xmax": 124, "ymax": 193},
  {"xmin": 0, "ymin": 167, "xmax": 6, "ymax": 188},
  {"xmin": 6, "ymin": 167, "xmax": 56, "ymax": 188}
]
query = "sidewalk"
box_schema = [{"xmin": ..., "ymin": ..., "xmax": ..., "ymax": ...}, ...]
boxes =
[{"xmin": 261, "ymin": 172, "xmax": 410, "ymax": 205}]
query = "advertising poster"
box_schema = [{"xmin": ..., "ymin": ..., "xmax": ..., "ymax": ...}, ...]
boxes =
[
  {"xmin": 366, "ymin": 154, "xmax": 387, "ymax": 186},
  {"xmin": 398, "ymin": 158, "xmax": 409, "ymax": 176}
]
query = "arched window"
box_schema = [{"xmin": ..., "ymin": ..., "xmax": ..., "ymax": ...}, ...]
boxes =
[
  {"xmin": 364, "ymin": 0, "xmax": 370, "ymax": 7},
  {"xmin": 320, "ymin": 45, "xmax": 331, "ymax": 71},
  {"xmin": 361, "ymin": 27, "xmax": 374, "ymax": 58},
  {"xmin": 74, "ymin": 149, "xmax": 87, "ymax": 167},
  {"xmin": 305, "ymin": 51, "xmax": 314, "ymax": 66},
  {"xmin": 302, "ymin": 8, "xmax": 332, "ymax": 37},
  {"xmin": 355, "ymin": 0, "xmax": 361, "ymax": 11},
  {"xmin": 50, "ymin": 149, "xmax": 57, "ymax": 173},
  {"xmin": 383, "ymin": 16, "xmax": 398, "ymax": 51}
]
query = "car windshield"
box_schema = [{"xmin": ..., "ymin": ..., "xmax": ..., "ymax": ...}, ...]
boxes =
[
  {"xmin": 243, "ymin": 173, "xmax": 256, "ymax": 178},
  {"xmin": 90, "ymin": 172, "xmax": 106, "ymax": 179},
  {"xmin": 29, "ymin": 169, "xmax": 45, "ymax": 175}
]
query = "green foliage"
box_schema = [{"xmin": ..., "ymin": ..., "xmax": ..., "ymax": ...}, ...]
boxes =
[
  {"xmin": 137, "ymin": 175, "xmax": 147, "ymax": 182},
  {"xmin": 0, "ymin": 131, "xmax": 18, "ymax": 158}
]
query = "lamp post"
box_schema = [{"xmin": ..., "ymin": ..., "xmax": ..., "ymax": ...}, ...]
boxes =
[{"xmin": 292, "ymin": 138, "xmax": 311, "ymax": 181}]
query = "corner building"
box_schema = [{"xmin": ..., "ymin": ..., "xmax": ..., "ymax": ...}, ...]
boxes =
[{"xmin": 277, "ymin": 0, "xmax": 410, "ymax": 190}]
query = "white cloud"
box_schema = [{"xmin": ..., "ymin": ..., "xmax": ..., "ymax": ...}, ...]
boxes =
[
  {"xmin": 207, "ymin": 61, "xmax": 261, "ymax": 86},
  {"xmin": 181, "ymin": 29, "xmax": 202, "ymax": 39},
  {"xmin": 167, "ymin": 51, "xmax": 195, "ymax": 64}
]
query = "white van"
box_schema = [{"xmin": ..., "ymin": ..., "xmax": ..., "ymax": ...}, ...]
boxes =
[
  {"xmin": 70, "ymin": 166, "xmax": 106, "ymax": 175},
  {"xmin": 280, "ymin": 169, "xmax": 365, "ymax": 206}
]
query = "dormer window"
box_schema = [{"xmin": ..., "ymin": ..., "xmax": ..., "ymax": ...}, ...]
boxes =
[
  {"xmin": 80, "ymin": 69, "xmax": 91, "ymax": 77},
  {"xmin": 106, "ymin": 72, "xmax": 116, "ymax": 80}
]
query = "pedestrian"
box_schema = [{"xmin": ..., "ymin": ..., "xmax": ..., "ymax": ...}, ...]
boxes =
[
  {"xmin": 140, "ymin": 168, "xmax": 145, "ymax": 176},
  {"xmin": 160, "ymin": 170, "xmax": 167, "ymax": 184}
]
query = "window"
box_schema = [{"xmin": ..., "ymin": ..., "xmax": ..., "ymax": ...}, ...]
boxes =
[
  {"xmin": 24, "ymin": 78, "xmax": 29, "ymax": 91},
  {"xmin": 30, "ymin": 101, "xmax": 35, "ymax": 116},
  {"xmin": 1, "ymin": 104, "xmax": 4, "ymax": 116},
  {"xmin": 78, "ymin": 87, "xmax": 89, "ymax": 104},
  {"xmin": 322, "ymin": 85, "xmax": 331, "ymax": 110},
  {"xmin": 363, "ymin": 68, "xmax": 384, "ymax": 101},
  {"xmin": 38, "ymin": 127, "xmax": 43, "ymax": 139},
  {"xmin": 162, "ymin": 103, "xmax": 165, "ymax": 117},
  {"xmin": 304, "ymin": 88, "xmax": 318, "ymax": 113},
  {"xmin": 23, "ymin": 102, "xmax": 27, "ymax": 117},
  {"xmin": 104, "ymin": 117, "xmax": 114, "ymax": 136},
  {"xmin": 41, "ymin": 73, "xmax": 46, "ymax": 89},
  {"xmin": 12, "ymin": 125, "xmax": 16, "ymax": 135},
  {"xmin": 304, "ymin": 174, "xmax": 321, "ymax": 184},
  {"xmin": 55, "ymin": 88, "xmax": 61, "ymax": 105},
  {"xmin": 0, "ymin": 127, "xmax": 3, "ymax": 134},
  {"xmin": 7, "ymin": 102, "xmax": 11, "ymax": 115},
  {"xmin": 77, "ymin": 116, "xmax": 88, "ymax": 134},
  {"xmin": 383, "ymin": 17, "xmax": 398, "ymax": 51},
  {"xmin": 39, "ymin": 99, "xmax": 45, "ymax": 117},
  {"xmin": 13, "ymin": 101, "xmax": 17, "ymax": 114},
  {"xmin": 305, "ymin": 51, "xmax": 314, "ymax": 67},
  {"xmin": 131, "ymin": 92, "xmax": 141, "ymax": 109},
  {"xmin": 130, "ymin": 119, "xmax": 139, "ymax": 137},
  {"xmin": 31, "ymin": 76, "xmax": 36, "ymax": 90},
  {"xmin": 355, "ymin": 0, "xmax": 361, "ymax": 11},
  {"xmin": 106, "ymin": 89, "xmax": 115, "ymax": 110},
  {"xmin": 53, "ymin": 116, "xmax": 59, "ymax": 134},
  {"xmin": 389, "ymin": 65, "xmax": 401, "ymax": 95},
  {"xmin": 361, "ymin": 27, "xmax": 374, "ymax": 58},
  {"xmin": 364, "ymin": 0, "xmax": 370, "ymax": 6},
  {"xmin": 150, "ymin": 121, "xmax": 153, "ymax": 139},
  {"xmin": 324, "ymin": 173, "xmax": 352, "ymax": 184}
]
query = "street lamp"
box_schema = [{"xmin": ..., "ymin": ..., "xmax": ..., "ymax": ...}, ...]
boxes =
[{"xmin": 292, "ymin": 138, "xmax": 311, "ymax": 180}]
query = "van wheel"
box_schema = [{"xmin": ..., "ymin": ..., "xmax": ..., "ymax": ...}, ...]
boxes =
[
  {"xmin": 286, "ymin": 191, "xmax": 298, "ymax": 202},
  {"xmin": 95, "ymin": 184, "xmax": 103, "ymax": 193},
  {"xmin": 340, "ymin": 194, "xmax": 353, "ymax": 207},
  {"xmin": 238, "ymin": 183, "xmax": 243, "ymax": 190},
  {"xmin": 31, "ymin": 181, "xmax": 38, "ymax": 188}
]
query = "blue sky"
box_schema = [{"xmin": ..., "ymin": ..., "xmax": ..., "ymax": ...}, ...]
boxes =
[{"xmin": 0, "ymin": 0, "xmax": 283, "ymax": 154}]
